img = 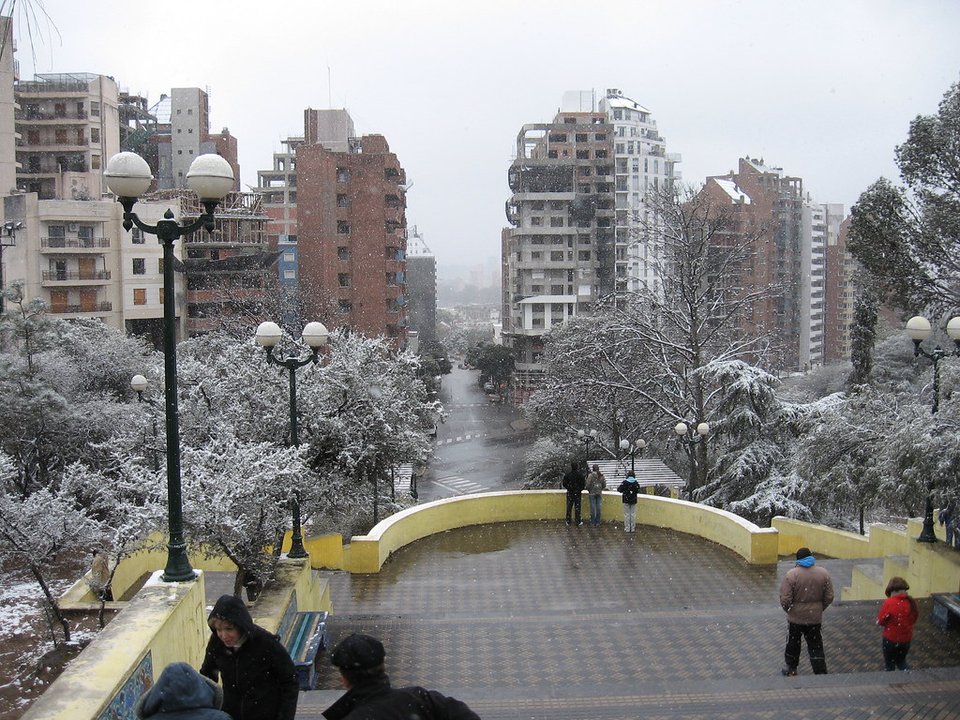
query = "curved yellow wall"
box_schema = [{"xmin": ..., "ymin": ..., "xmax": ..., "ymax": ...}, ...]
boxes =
[{"xmin": 345, "ymin": 490, "xmax": 779, "ymax": 573}]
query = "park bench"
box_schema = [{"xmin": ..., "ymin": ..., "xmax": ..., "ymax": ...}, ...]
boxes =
[
  {"xmin": 931, "ymin": 592, "xmax": 960, "ymax": 632},
  {"xmin": 277, "ymin": 598, "xmax": 329, "ymax": 690}
]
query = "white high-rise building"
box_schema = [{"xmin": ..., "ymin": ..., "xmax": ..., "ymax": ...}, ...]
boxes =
[
  {"xmin": 597, "ymin": 89, "xmax": 681, "ymax": 294},
  {"xmin": 800, "ymin": 197, "xmax": 844, "ymax": 371}
]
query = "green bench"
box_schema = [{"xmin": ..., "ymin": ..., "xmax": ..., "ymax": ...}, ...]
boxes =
[{"xmin": 277, "ymin": 600, "xmax": 329, "ymax": 690}]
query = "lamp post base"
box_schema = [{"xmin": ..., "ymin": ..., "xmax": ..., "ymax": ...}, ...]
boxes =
[
  {"xmin": 917, "ymin": 493, "xmax": 938, "ymax": 543},
  {"xmin": 162, "ymin": 542, "xmax": 198, "ymax": 582}
]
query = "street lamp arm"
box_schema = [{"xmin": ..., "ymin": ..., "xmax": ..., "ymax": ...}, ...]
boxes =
[{"xmin": 263, "ymin": 346, "xmax": 319, "ymax": 371}]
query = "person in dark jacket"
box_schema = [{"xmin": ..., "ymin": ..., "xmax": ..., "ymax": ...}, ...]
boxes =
[
  {"xmin": 779, "ymin": 547, "xmax": 834, "ymax": 676},
  {"xmin": 876, "ymin": 576, "xmax": 919, "ymax": 671},
  {"xmin": 199, "ymin": 594, "xmax": 299, "ymax": 720},
  {"xmin": 561, "ymin": 461, "xmax": 586, "ymax": 526},
  {"xmin": 136, "ymin": 662, "xmax": 232, "ymax": 720},
  {"xmin": 616, "ymin": 471, "xmax": 641, "ymax": 533},
  {"xmin": 323, "ymin": 633, "xmax": 480, "ymax": 720}
]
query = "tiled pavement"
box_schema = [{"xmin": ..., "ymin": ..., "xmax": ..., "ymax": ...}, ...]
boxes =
[{"xmin": 290, "ymin": 521, "xmax": 960, "ymax": 719}]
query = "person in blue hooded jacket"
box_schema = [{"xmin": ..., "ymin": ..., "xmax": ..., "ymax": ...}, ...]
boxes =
[
  {"xmin": 136, "ymin": 662, "xmax": 232, "ymax": 720},
  {"xmin": 616, "ymin": 471, "xmax": 641, "ymax": 533}
]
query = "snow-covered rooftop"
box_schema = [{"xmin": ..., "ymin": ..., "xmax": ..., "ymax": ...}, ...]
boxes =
[
  {"xmin": 518, "ymin": 295, "xmax": 577, "ymax": 304},
  {"xmin": 713, "ymin": 178, "xmax": 752, "ymax": 204},
  {"xmin": 604, "ymin": 95, "xmax": 651, "ymax": 114}
]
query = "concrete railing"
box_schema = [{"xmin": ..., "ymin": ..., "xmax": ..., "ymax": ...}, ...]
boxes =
[{"xmin": 343, "ymin": 490, "xmax": 780, "ymax": 573}]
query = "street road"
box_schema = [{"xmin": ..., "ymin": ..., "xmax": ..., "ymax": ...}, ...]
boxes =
[{"xmin": 416, "ymin": 365, "xmax": 531, "ymax": 501}]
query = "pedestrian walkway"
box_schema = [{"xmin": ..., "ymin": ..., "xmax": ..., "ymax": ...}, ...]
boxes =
[{"xmin": 294, "ymin": 520, "xmax": 960, "ymax": 719}]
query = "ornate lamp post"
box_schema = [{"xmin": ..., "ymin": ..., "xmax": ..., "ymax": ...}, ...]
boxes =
[
  {"xmin": 255, "ymin": 320, "xmax": 329, "ymax": 558},
  {"xmin": 106, "ymin": 151, "xmax": 234, "ymax": 582},
  {"xmin": 906, "ymin": 315, "xmax": 960, "ymax": 543},
  {"xmin": 619, "ymin": 438, "xmax": 646, "ymax": 474},
  {"xmin": 577, "ymin": 428, "xmax": 598, "ymax": 460},
  {"xmin": 674, "ymin": 421, "xmax": 710, "ymax": 500}
]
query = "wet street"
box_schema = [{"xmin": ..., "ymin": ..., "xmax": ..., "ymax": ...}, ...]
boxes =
[{"xmin": 417, "ymin": 365, "xmax": 531, "ymax": 501}]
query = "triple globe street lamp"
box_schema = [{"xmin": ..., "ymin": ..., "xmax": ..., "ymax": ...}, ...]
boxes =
[
  {"xmin": 106, "ymin": 150, "xmax": 235, "ymax": 582},
  {"xmin": 255, "ymin": 320, "xmax": 330, "ymax": 559},
  {"xmin": 906, "ymin": 315, "xmax": 960, "ymax": 543}
]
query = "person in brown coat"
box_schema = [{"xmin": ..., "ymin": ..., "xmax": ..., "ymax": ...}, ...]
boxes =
[{"xmin": 779, "ymin": 547, "xmax": 834, "ymax": 675}]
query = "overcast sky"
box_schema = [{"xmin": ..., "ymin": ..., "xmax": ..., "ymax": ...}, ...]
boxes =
[{"xmin": 10, "ymin": 0, "xmax": 960, "ymax": 277}]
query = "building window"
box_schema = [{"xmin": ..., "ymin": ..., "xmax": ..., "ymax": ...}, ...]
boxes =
[
  {"xmin": 27, "ymin": 130, "xmax": 39, "ymax": 144},
  {"xmin": 132, "ymin": 258, "xmax": 146, "ymax": 275},
  {"xmin": 550, "ymin": 217, "xmax": 564, "ymax": 227},
  {"xmin": 551, "ymin": 284, "xmax": 564, "ymax": 294},
  {"xmin": 158, "ymin": 259, "xmax": 164, "ymax": 274},
  {"xmin": 337, "ymin": 221, "xmax": 350, "ymax": 234},
  {"xmin": 133, "ymin": 289, "xmax": 146, "ymax": 305},
  {"xmin": 575, "ymin": 133, "xmax": 587, "ymax": 143},
  {"xmin": 90, "ymin": 101, "xmax": 100, "ymax": 117},
  {"xmin": 530, "ymin": 217, "xmax": 543, "ymax": 226},
  {"xmin": 339, "ymin": 300, "xmax": 352, "ymax": 312},
  {"xmin": 77, "ymin": 226, "xmax": 93, "ymax": 240},
  {"xmin": 578, "ymin": 251, "xmax": 591, "ymax": 261},
  {"xmin": 91, "ymin": 155, "xmax": 101, "ymax": 170},
  {"xmin": 159, "ymin": 288, "xmax": 165, "ymax": 304},
  {"xmin": 550, "ymin": 251, "xmax": 564, "ymax": 261},
  {"xmin": 531, "ymin": 251, "xmax": 542, "ymax": 260},
  {"xmin": 338, "ymin": 273, "xmax": 350, "ymax": 287},
  {"xmin": 55, "ymin": 128, "xmax": 68, "ymax": 144},
  {"xmin": 132, "ymin": 228, "xmax": 144, "ymax": 244},
  {"xmin": 576, "ymin": 149, "xmax": 589, "ymax": 159},
  {"xmin": 283, "ymin": 269, "xmax": 296, "ymax": 280},
  {"xmin": 337, "ymin": 194, "xmax": 350, "ymax": 208},
  {"xmin": 336, "ymin": 167, "xmax": 351, "ymax": 182},
  {"xmin": 337, "ymin": 247, "xmax": 350, "ymax": 261},
  {"xmin": 54, "ymin": 103, "xmax": 66, "ymax": 118}
]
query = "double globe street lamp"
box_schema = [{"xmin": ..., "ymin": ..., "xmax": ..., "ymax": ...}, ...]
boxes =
[
  {"xmin": 619, "ymin": 438, "xmax": 647, "ymax": 474},
  {"xmin": 106, "ymin": 151, "xmax": 235, "ymax": 582},
  {"xmin": 906, "ymin": 315, "xmax": 960, "ymax": 543},
  {"xmin": 578, "ymin": 428, "xmax": 598, "ymax": 459},
  {"xmin": 674, "ymin": 421, "xmax": 710, "ymax": 500},
  {"xmin": 255, "ymin": 320, "xmax": 330, "ymax": 559}
]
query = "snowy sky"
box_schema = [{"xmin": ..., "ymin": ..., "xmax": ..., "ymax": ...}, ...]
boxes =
[{"xmin": 9, "ymin": 0, "xmax": 960, "ymax": 275}]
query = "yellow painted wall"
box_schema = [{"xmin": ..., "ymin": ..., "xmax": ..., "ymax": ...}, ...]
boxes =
[
  {"xmin": 22, "ymin": 572, "xmax": 207, "ymax": 720},
  {"xmin": 344, "ymin": 490, "xmax": 778, "ymax": 573}
]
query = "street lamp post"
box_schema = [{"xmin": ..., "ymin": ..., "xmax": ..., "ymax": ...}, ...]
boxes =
[
  {"xmin": 906, "ymin": 315, "xmax": 960, "ymax": 543},
  {"xmin": 106, "ymin": 151, "xmax": 234, "ymax": 582},
  {"xmin": 255, "ymin": 320, "xmax": 329, "ymax": 559},
  {"xmin": 674, "ymin": 421, "xmax": 710, "ymax": 500},
  {"xmin": 619, "ymin": 438, "xmax": 647, "ymax": 475},
  {"xmin": 130, "ymin": 374, "xmax": 160, "ymax": 471},
  {"xmin": 577, "ymin": 429, "xmax": 598, "ymax": 461}
]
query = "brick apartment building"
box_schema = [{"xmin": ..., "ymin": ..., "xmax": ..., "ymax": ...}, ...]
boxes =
[{"xmin": 295, "ymin": 130, "xmax": 408, "ymax": 348}]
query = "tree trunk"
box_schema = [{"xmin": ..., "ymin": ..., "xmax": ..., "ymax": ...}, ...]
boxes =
[{"xmin": 30, "ymin": 563, "xmax": 70, "ymax": 645}]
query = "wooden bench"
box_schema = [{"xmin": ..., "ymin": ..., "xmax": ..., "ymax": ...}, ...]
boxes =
[
  {"xmin": 931, "ymin": 592, "xmax": 960, "ymax": 632},
  {"xmin": 277, "ymin": 600, "xmax": 329, "ymax": 690}
]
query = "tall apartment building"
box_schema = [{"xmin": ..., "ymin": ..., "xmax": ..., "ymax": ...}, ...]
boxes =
[
  {"xmin": 800, "ymin": 198, "xmax": 844, "ymax": 370},
  {"xmin": 295, "ymin": 126, "xmax": 408, "ymax": 347},
  {"xmin": 15, "ymin": 72, "xmax": 120, "ymax": 200},
  {"xmin": 502, "ymin": 104, "xmax": 615, "ymax": 403},
  {"xmin": 702, "ymin": 158, "xmax": 849, "ymax": 373},
  {"xmin": 823, "ymin": 216, "xmax": 857, "ymax": 363},
  {"xmin": 596, "ymin": 89, "xmax": 681, "ymax": 294},
  {"xmin": 405, "ymin": 226, "xmax": 436, "ymax": 345}
]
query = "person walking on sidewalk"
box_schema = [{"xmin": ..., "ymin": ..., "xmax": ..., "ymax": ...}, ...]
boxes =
[
  {"xmin": 561, "ymin": 461, "xmax": 586, "ymax": 526},
  {"xmin": 616, "ymin": 471, "xmax": 641, "ymax": 533},
  {"xmin": 779, "ymin": 547, "xmax": 834, "ymax": 676},
  {"xmin": 877, "ymin": 576, "xmax": 919, "ymax": 671},
  {"xmin": 585, "ymin": 464, "xmax": 607, "ymax": 526}
]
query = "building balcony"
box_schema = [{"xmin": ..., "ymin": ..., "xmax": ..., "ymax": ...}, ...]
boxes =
[
  {"xmin": 41, "ymin": 237, "xmax": 110, "ymax": 251},
  {"xmin": 42, "ymin": 270, "xmax": 111, "ymax": 285},
  {"xmin": 49, "ymin": 301, "xmax": 113, "ymax": 315},
  {"xmin": 17, "ymin": 138, "xmax": 89, "ymax": 149},
  {"xmin": 15, "ymin": 110, "xmax": 88, "ymax": 122}
]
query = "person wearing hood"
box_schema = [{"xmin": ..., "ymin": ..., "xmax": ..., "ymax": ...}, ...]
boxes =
[
  {"xmin": 199, "ymin": 594, "xmax": 299, "ymax": 720},
  {"xmin": 585, "ymin": 464, "xmax": 607, "ymax": 527},
  {"xmin": 616, "ymin": 471, "xmax": 641, "ymax": 533},
  {"xmin": 779, "ymin": 547, "xmax": 834, "ymax": 676},
  {"xmin": 323, "ymin": 633, "xmax": 480, "ymax": 720},
  {"xmin": 876, "ymin": 576, "xmax": 919, "ymax": 671},
  {"xmin": 135, "ymin": 662, "xmax": 231, "ymax": 720},
  {"xmin": 561, "ymin": 461, "xmax": 586, "ymax": 526}
]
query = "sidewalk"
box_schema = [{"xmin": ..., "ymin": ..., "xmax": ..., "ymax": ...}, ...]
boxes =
[{"xmin": 294, "ymin": 520, "xmax": 960, "ymax": 719}]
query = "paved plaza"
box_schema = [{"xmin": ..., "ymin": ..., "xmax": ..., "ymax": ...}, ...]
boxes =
[{"xmin": 285, "ymin": 520, "xmax": 960, "ymax": 719}]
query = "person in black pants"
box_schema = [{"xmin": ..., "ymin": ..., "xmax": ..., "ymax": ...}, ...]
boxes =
[
  {"xmin": 779, "ymin": 547, "xmax": 834, "ymax": 676},
  {"xmin": 561, "ymin": 461, "xmax": 586, "ymax": 526}
]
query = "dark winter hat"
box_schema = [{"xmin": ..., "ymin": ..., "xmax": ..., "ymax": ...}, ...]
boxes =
[
  {"xmin": 331, "ymin": 633, "xmax": 385, "ymax": 670},
  {"xmin": 795, "ymin": 547, "xmax": 812, "ymax": 560}
]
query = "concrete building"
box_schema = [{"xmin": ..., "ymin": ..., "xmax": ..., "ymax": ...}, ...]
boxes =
[
  {"xmin": 405, "ymin": 225, "xmax": 436, "ymax": 345},
  {"xmin": 800, "ymin": 198, "xmax": 845, "ymax": 370},
  {"xmin": 296, "ymin": 129, "xmax": 408, "ymax": 348},
  {"xmin": 15, "ymin": 72, "xmax": 120, "ymax": 201},
  {"xmin": 502, "ymin": 103, "xmax": 615, "ymax": 403},
  {"xmin": 596, "ymin": 89, "xmax": 681, "ymax": 294}
]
